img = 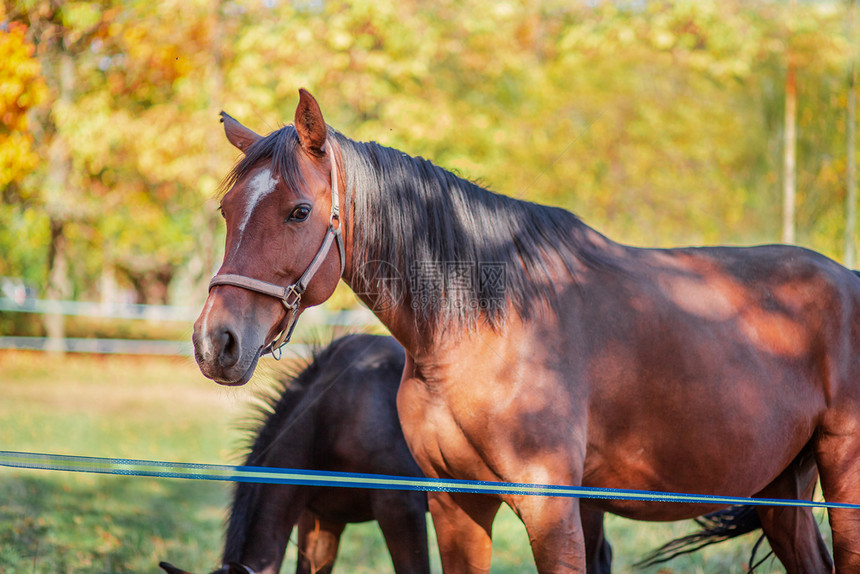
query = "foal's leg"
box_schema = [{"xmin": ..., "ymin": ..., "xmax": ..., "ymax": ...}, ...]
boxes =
[
  {"xmin": 429, "ymin": 491, "xmax": 501, "ymax": 574},
  {"xmin": 371, "ymin": 489, "xmax": 431, "ymax": 574},
  {"xmin": 754, "ymin": 447, "xmax": 833, "ymax": 574},
  {"xmin": 581, "ymin": 504, "xmax": 612, "ymax": 574},
  {"xmin": 295, "ymin": 512, "xmax": 345, "ymax": 574}
]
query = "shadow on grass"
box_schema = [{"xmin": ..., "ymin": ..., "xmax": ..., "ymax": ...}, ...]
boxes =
[{"xmin": 0, "ymin": 471, "xmax": 229, "ymax": 573}]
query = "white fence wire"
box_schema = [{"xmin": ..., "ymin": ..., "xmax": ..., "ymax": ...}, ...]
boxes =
[{"xmin": 0, "ymin": 297, "xmax": 376, "ymax": 357}]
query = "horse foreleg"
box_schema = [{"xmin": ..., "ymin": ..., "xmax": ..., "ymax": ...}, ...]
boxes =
[
  {"xmin": 755, "ymin": 446, "xmax": 833, "ymax": 573},
  {"xmin": 429, "ymin": 491, "xmax": 501, "ymax": 574},
  {"xmin": 295, "ymin": 511, "xmax": 345, "ymax": 574},
  {"xmin": 371, "ymin": 489, "xmax": 431, "ymax": 574},
  {"xmin": 581, "ymin": 504, "xmax": 612, "ymax": 574},
  {"xmin": 514, "ymin": 494, "xmax": 587, "ymax": 573}
]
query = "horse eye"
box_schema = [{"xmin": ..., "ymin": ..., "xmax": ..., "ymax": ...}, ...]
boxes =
[
  {"xmin": 219, "ymin": 207, "xmax": 225, "ymax": 220},
  {"xmin": 288, "ymin": 205, "xmax": 311, "ymax": 222}
]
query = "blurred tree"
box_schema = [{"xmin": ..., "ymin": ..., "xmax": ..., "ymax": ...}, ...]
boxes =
[
  {"xmin": 1, "ymin": 0, "xmax": 858, "ymax": 318},
  {"xmin": 0, "ymin": 16, "xmax": 48, "ymax": 287},
  {"xmin": 6, "ymin": 0, "xmax": 235, "ymax": 306},
  {"xmin": 762, "ymin": 0, "xmax": 853, "ymax": 257},
  {"xmin": 0, "ymin": 20, "xmax": 46, "ymax": 195},
  {"xmin": 6, "ymin": 0, "xmax": 117, "ymax": 351}
]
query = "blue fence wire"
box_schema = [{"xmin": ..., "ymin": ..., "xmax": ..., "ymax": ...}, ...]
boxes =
[{"xmin": 1, "ymin": 450, "xmax": 858, "ymax": 510}]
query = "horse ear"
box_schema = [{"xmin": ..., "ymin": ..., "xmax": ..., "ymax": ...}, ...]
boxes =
[
  {"xmin": 294, "ymin": 88, "xmax": 327, "ymax": 156},
  {"xmin": 220, "ymin": 111, "xmax": 261, "ymax": 153}
]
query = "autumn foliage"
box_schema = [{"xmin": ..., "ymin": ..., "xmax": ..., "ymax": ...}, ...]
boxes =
[{"xmin": 1, "ymin": 1, "xmax": 858, "ymax": 306}]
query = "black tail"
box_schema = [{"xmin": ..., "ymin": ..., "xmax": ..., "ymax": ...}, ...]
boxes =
[{"xmin": 635, "ymin": 506, "xmax": 769, "ymax": 570}]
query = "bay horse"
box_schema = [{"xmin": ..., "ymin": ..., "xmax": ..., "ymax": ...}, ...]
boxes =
[
  {"xmin": 193, "ymin": 88, "xmax": 860, "ymax": 573},
  {"xmin": 162, "ymin": 334, "xmax": 429, "ymax": 574}
]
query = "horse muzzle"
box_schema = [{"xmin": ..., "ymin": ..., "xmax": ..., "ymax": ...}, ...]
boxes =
[{"xmin": 192, "ymin": 294, "xmax": 268, "ymax": 386}]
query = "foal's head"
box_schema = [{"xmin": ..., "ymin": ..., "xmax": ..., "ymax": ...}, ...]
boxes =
[{"xmin": 193, "ymin": 89, "xmax": 344, "ymax": 385}]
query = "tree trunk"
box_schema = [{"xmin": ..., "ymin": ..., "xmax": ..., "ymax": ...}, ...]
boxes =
[
  {"xmin": 783, "ymin": 61, "xmax": 797, "ymax": 245},
  {"xmin": 42, "ymin": 52, "xmax": 76, "ymax": 355},
  {"xmin": 44, "ymin": 219, "xmax": 70, "ymax": 354},
  {"xmin": 100, "ymin": 261, "xmax": 118, "ymax": 307},
  {"xmin": 846, "ymin": 0, "xmax": 857, "ymax": 267}
]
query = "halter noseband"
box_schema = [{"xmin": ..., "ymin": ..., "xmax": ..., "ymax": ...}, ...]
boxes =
[{"xmin": 208, "ymin": 144, "xmax": 345, "ymax": 360}]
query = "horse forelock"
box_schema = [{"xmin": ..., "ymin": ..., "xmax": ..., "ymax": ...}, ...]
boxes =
[
  {"xmin": 331, "ymin": 131, "xmax": 619, "ymax": 333},
  {"xmin": 218, "ymin": 125, "xmax": 309, "ymax": 201}
]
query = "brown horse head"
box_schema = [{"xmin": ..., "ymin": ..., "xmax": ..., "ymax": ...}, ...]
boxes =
[{"xmin": 193, "ymin": 89, "xmax": 345, "ymax": 385}]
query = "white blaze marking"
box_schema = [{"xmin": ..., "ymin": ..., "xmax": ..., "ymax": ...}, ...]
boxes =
[
  {"xmin": 239, "ymin": 168, "xmax": 278, "ymax": 235},
  {"xmin": 201, "ymin": 169, "xmax": 277, "ymax": 358},
  {"xmin": 233, "ymin": 168, "xmax": 278, "ymax": 254},
  {"xmin": 199, "ymin": 294, "xmax": 217, "ymax": 356}
]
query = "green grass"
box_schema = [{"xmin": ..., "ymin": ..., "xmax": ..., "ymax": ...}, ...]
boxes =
[
  {"xmin": 0, "ymin": 351, "xmax": 826, "ymax": 572},
  {"xmin": 0, "ymin": 351, "xmax": 247, "ymax": 573}
]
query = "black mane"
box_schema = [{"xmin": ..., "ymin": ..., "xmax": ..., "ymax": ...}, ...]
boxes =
[{"xmin": 331, "ymin": 130, "xmax": 617, "ymax": 331}]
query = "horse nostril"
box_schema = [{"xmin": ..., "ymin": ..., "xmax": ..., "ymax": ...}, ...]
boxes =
[{"xmin": 218, "ymin": 327, "xmax": 240, "ymax": 368}]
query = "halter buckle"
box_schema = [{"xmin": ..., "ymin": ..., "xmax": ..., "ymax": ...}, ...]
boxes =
[{"xmin": 282, "ymin": 284, "xmax": 303, "ymax": 310}]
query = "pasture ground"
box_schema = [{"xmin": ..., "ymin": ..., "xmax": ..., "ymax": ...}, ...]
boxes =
[{"xmin": 0, "ymin": 351, "xmax": 821, "ymax": 572}]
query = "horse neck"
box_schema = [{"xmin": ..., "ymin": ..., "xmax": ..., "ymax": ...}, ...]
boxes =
[
  {"xmin": 344, "ymin": 283, "xmax": 427, "ymax": 353},
  {"xmin": 336, "ymin": 132, "xmax": 628, "ymax": 356},
  {"xmin": 222, "ymin": 479, "xmax": 310, "ymax": 571}
]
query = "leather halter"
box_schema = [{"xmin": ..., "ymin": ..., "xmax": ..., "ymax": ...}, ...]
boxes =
[{"xmin": 208, "ymin": 144, "xmax": 345, "ymax": 359}]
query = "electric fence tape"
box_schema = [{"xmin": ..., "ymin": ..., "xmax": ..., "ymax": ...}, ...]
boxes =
[{"xmin": 1, "ymin": 450, "xmax": 858, "ymax": 510}]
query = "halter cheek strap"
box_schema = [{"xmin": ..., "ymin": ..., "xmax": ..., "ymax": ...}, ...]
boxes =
[{"xmin": 208, "ymin": 146, "xmax": 345, "ymax": 360}]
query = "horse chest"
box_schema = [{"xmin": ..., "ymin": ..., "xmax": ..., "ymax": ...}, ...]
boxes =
[
  {"xmin": 397, "ymin": 352, "xmax": 585, "ymax": 485},
  {"xmin": 396, "ymin": 372, "xmax": 487, "ymax": 480}
]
